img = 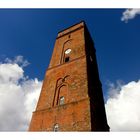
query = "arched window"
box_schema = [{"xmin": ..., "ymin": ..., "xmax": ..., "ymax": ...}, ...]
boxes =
[
  {"xmin": 59, "ymin": 96, "xmax": 65, "ymax": 105},
  {"xmin": 64, "ymin": 48, "xmax": 71, "ymax": 63},
  {"xmin": 53, "ymin": 124, "xmax": 59, "ymax": 132}
]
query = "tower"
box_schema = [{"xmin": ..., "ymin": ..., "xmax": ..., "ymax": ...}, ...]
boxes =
[{"xmin": 29, "ymin": 21, "xmax": 109, "ymax": 131}]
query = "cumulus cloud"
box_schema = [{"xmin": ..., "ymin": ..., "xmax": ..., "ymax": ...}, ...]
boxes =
[
  {"xmin": 121, "ymin": 9, "xmax": 140, "ymax": 22},
  {"xmin": 105, "ymin": 80, "xmax": 140, "ymax": 131},
  {"xmin": 0, "ymin": 56, "xmax": 42, "ymax": 131}
]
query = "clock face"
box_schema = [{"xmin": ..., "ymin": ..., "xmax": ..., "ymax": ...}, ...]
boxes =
[{"xmin": 65, "ymin": 48, "xmax": 71, "ymax": 54}]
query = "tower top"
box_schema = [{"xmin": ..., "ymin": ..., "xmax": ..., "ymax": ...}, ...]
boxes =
[{"xmin": 57, "ymin": 21, "xmax": 85, "ymax": 39}]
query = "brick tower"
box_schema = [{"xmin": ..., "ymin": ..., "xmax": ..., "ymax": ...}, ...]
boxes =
[{"xmin": 29, "ymin": 21, "xmax": 109, "ymax": 131}]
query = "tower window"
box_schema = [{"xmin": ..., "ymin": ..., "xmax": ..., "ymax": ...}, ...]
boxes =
[
  {"xmin": 53, "ymin": 124, "xmax": 59, "ymax": 132},
  {"xmin": 59, "ymin": 96, "xmax": 65, "ymax": 105},
  {"xmin": 90, "ymin": 56, "xmax": 93, "ymax": 62},
  {"xmin": 65, "ymin": 57, "xmax": 70, "ymax": 62},
  {"xmin": 64, "ymin": 48, "xmax": 71, "ymax": 63}
]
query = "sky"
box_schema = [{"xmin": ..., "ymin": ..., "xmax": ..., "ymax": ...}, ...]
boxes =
[{"xmin": 0, "ymin": 9, "xmax": 140, "ymax": 131}]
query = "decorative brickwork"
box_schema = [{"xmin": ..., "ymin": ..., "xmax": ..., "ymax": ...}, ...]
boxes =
[{"xmin": 29, "ymin": 21, "xmax": 109, "ymax": 131}]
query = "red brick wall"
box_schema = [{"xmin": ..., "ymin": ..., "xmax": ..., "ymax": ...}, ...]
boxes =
[
  {"xmin": 29, "ymin": 22, "xmax": 92, "ymax": 131},
  {"xmin": 29, "ymin": 21, "xmax": 109, "ymax": 131},
  {"xmin": 29, "ymin": 98, "xmax": 91, "ymax": 131},
  {"xmin": 49, "ymin": 22, "xmax": 85, "ymax": 68},
  {"xmin": 36, "ymin": 56, "xmax": 88, "ymax": 110}
]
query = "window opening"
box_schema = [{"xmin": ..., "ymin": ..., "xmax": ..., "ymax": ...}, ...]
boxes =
[
  {"xmin": 53, "ymin": 124, "xmax": 59, "ymax": 132},
  {"xmin": 65, "ymin": 57, "xmax": 70, "ymax": 62},
  {"xmin": 90, "ymin": 56, "xmax": 93, "ymax": 62},
  {"xmin": 59, "ymin": 96, "xmax": 65, "ymax": 105}
]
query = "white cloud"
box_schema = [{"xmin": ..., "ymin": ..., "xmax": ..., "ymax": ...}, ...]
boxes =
[
  {"xmin": 0, "ymin": 56, "xmax": 42, "ymax": 131},
  {"xmin": 105, "ymin": 80, "xmax": 140, "ymax": 131},
  {"xmin": 121, "ymin": 9, "xmax": 140, "ymax": 22},
  {"xmin": 5, "ymin": 55, "xmax": 30, "ymax": 67},
  {"xmin": 0, "ymin": 63, "xmax": 23, "ymax": 83}
]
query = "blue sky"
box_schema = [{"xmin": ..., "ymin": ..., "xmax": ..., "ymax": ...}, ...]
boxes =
[{"xmin": 0, "ymin": 9, "xmax": 140, "ymax": 99}]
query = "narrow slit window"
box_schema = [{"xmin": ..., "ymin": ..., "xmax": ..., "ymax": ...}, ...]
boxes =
[{"xmin": 90, "ymin": 56, "xmax": 93, "ymax": 62}]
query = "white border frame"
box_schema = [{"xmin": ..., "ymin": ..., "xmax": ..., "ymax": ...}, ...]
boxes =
[{"xmin": 0, "ymin": 0, "xmax": 140, "ymax": 8}]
